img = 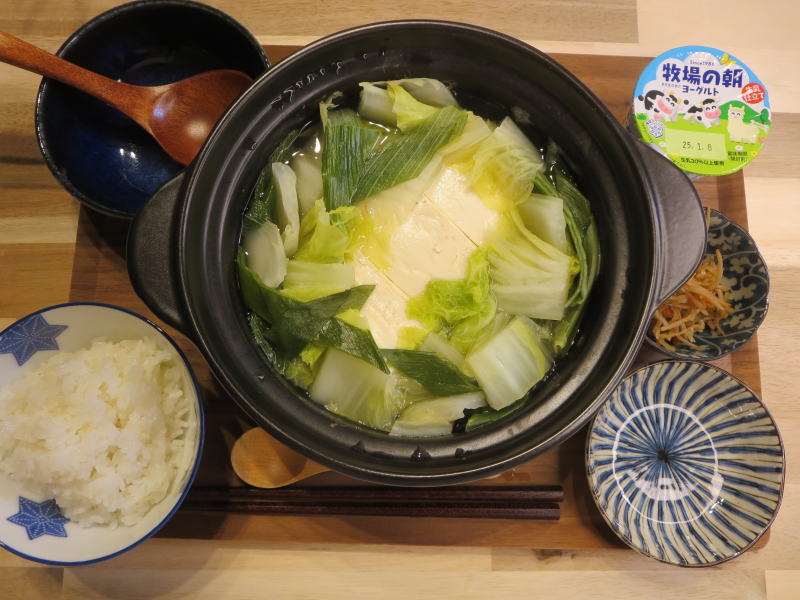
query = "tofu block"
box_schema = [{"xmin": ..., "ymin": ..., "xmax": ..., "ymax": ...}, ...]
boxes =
[
  {"xmin": 352, "ymin": 252, "xmax": 418, "ymax": 349},
  {"xmin": 383, "ymin": 196, "xmax": 477, "ymax": 298},
  {"xmin": 423, "ymin": 168, "xmax": 500, "ymax": 246}
]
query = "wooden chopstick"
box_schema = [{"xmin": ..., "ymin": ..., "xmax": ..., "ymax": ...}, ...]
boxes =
[
  {"xmin": 182, "ymin": 486, "xmax": 563, "ymax": 520},
  {"xmin": 186, "ymin": 485, "xmax": 563, "ymax": 503}
]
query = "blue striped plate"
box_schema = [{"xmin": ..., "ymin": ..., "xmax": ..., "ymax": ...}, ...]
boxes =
[{"xmin": 586, "ymin": 360, "xmax": 784, "ymax": 567}]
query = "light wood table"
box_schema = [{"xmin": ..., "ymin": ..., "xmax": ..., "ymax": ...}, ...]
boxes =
[{"xmin": 1, "ymin": 2, "xmax": 798, "ymax": 599}]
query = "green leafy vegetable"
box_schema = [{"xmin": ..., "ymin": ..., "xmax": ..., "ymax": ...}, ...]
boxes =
[
  {"xmin": 383, "ymin": 372, "xmax": 433, "ymax": 411},
  {"xmin": 407, "ymin": 248, "xmax": 496, "ymax": 355},
  {"xmin": 396, "ymin": 326, "xmax": 429, "ymax": 350},
  {"xmin": 465, "ymin": 317, "xmax": 552, "ymax": 410},
  {"xmin": 245, "ymin": 129, "xmax": 300, "ymax": 226},
  {"xmin": 357, "ymin": 79, "xmax": 458, "ymax": 130},
  {"xmin": 248, "ymin": 313, "xmax": 290, "ymax": 374},
  {"xmin": 350, "ymin": 106, "xmax": 468, "ymax": 204},
  {"xmin": 336, "ymin": 307, "xmax": 369, "ymax": 330},
  {"xmin": 238, "ymin": 271, "xmax": 380, "ymax": 368},
  {"xmin": 267, "ymin": 309, "xmax": 386, "ymax": 371},
  {"xmin": 382, "ymin": 349, "xmax": 479, "ymax": 396},
  {"xmin": 464, "ymin": 398, "xmax": 526, "ymax": 431},
  {"xmin": 557, "ymin": 170, "xmax": 600, "ymax": 308},
  {"xmin": 321, "ymin": 107, "xmax": 381, "ymax": 210}
]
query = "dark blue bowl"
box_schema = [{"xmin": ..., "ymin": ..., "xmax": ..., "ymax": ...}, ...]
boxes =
[{"xmin": 36, "ymin": 0, "xmax": 269, "ymax": 218}]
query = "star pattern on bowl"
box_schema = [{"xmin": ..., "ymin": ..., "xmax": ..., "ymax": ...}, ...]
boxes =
[
  {"xmin": 7, "ymin": 497, "xmax": 69, "ymax": 540},
  {"xmin": 0, "ymin": 314, "xmax": 68, "ymax": 366}
]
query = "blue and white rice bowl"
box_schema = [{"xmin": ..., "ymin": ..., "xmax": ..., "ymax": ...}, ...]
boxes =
[
  {"xmin": 586, "ymin": 360, "xmax": 784, "ymax": 567},
  {"xmin": 0, "ymin": 303, "xmax": 203, "ymax": 565},
  {"xmin": 646, "ymin": 208, "xmax": 769, "ymax": 360}
]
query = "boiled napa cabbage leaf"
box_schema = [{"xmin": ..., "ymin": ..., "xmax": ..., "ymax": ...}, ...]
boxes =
[
  {"xmin": 245, "ymin": 129, "xmax": 300, "ymax": 226},
  {"xmin": 309, "ymin": 348, "xmax": 396, "ymax": 430},
  {"xmin": 487, "ymin": 211, "xmax": 574, "ymax": 320},
  {"xmin": 517, "ymin": 194, "xmax": 569, "ymax": 253},
  {"xmin": 387, "ymin": 82, "xmax": 438, "ymax": 132},
  {"xmin": 468, "ymin": 117, "xmax": 543, "ymax": 211},
  {"xmin": 397, "ymin": 326, "xmax": 429, "ymax": 350},
  {"xmin": 406, "ymin": 248, "xmax": 496, "ymax": 355},
  {"xmin": 294, "ymin": 199, "xmax": 350, "ymax": 264},
  {"xmin": 357, "ymin": 78, "xmax": 458, "ymax": 130},
  {"xmin": 533, "ymin": 140, "xmax": 601, "ymax": 353},
  {"xmin": 357, "ymin": 82, "xmax": 397, "ymax": 127},
  {"xmin": 272, "ymin": 162, "xmax": 300, "ymax": 256},
  {"xmin": 290, "ymin": 153, "xmax": 323, "ymax": 216},
  {"xmin": 392, "ymin": 78, "xmax": 458, "ymax": 107},
  {"xmin": 440, "ymin": 112, "xmax": 493, "ymax": 164},
  {"xmin": 242, "ymin": 221, "xmax": 287, "ymax": 288},
  {"xmin": 284, "ymin": 260, "xmax": 355, "ymax": 291},
  {"xmin": 465, "ymin": 317, "xmax": 553, "ymax": 410},
  {"xmin": 419, "ymin": 331, "xmax": 465, "ymax": 367},
  {"xmin": 389, "ymin": 392, "xmax": 486, "ymax": 437}
]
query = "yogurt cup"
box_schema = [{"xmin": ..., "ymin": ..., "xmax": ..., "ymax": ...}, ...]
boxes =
[{"xmin": 629, "ymin": 46, "xmax": 771, "ymax": 177}]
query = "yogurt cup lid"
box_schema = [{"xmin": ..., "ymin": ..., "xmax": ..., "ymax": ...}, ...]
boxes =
[{"xmin": 631, "ymin": 46, "xmax": 771, "ymax": 176}]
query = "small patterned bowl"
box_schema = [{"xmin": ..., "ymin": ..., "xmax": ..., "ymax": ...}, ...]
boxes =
[
  {"xmin": 36, "ymin": 0, "xmax": 268, "ymax": 218},
  {"xmin": 586, "ymin": 360, "xmax": 784, "ymax": 567},
  {"xmin": 645, "ymin": 208, "xmax": 769, "ymax": 360},
  {"xmin": 0, "ymin": 303, "xmax": 203, "ymax": 565}
]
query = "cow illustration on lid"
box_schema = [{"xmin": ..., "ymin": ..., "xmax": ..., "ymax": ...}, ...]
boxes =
[
  {"xmin": 638, "ymin": 90, "xmax": 681, "ymax": 122},
  {"xmin": 683, "ymin": 98, "xmax": 722, "ymax": 128}
]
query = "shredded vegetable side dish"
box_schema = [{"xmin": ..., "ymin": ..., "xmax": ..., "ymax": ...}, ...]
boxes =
[{"xmin": 651, "ymin": 248, "xmax": 733, "ymax": 351}]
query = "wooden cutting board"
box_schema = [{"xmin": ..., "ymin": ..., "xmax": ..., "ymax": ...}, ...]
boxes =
[{"xmin": 67, "ymin": 51, "xmax": 763, "ymax": 549}]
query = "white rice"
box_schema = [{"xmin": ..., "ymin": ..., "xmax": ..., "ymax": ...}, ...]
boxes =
[{"xmin": 0, "ymin": 337, "xmax": 196, "ymax": 528}]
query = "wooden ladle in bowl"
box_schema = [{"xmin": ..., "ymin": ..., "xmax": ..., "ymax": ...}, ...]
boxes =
[{"xmin": 0, "ymin": 30, "xmax": 252, "ymax": 165}]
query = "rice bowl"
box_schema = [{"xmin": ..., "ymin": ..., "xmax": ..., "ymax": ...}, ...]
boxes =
[{"xmin": 0, "ymin": 303, "xmax": 203, "ymax": 565}]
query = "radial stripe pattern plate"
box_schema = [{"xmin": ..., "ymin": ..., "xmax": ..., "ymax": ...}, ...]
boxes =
[{"xmin": 586, "ymin": 360, "xmax": 784, "ymax": 567}]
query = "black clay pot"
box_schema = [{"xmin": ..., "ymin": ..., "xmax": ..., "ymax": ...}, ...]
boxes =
[{"xmin": 128, "ymin": 21, "xmax": 705, "ymax": 485}]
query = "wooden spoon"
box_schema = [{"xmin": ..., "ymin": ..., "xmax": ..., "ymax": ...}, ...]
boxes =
[
  {"xmin": 232, "ymin": 428, "xmax": 328, "ymax": 488},
  {"xmin": 0, "ymin": 30, "xmax": 252, "ymax": 165},
  {"xmin": 231, "ymin": 427, "xmax": 507, "ymax": 488}
]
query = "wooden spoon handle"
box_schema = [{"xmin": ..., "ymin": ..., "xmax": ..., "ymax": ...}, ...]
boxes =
[{"xmin": 0, "ymin": 30, "xmax": 152, "ymax": 127}]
